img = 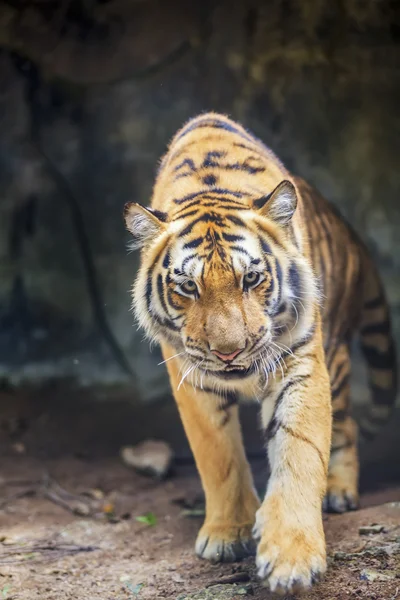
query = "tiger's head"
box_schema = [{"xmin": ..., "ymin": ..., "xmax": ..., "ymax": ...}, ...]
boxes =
[{"xmin": 125, "ymin": 181, "xmax": 318, "ymax": 389}]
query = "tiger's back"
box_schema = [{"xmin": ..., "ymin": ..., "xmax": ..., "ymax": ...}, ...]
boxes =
[{"xmin": 298, "ymin": 179, "xmax": 397, "ymax": 439}]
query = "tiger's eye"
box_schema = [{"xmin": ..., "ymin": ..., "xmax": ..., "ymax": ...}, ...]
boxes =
[
  {"xmin": 180, "ymin": 280, "xmax": 197, "ymax": 295},
  {"xmin": 243, "ymin": 271, "xmax": 260, "ymax": 287}
]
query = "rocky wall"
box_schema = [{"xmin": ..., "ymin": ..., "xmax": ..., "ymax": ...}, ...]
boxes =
[{"xmin": 0, "ymin": 0, "xmax": 399, "ymax": 405}]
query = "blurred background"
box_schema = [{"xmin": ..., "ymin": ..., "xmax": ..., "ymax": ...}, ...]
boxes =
[{"xmin": 0, "ymin": 0, "xmax": 399, "ymax": 473}]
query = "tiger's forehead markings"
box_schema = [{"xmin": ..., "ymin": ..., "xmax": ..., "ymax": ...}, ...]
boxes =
[
  {"xmin": 173, "ymin": 188, "xmax": 245, "ymax": 205},
  {"xmin": 172, "ymin": 221, "xmax": 263, "ymax": 279},
  {"xmin": 171, "ymin": 147, "xmax": 266, "ymax": 184}
]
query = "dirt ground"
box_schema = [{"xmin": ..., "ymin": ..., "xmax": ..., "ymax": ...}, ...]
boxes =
[{"xmin": 0, "ymin": 456, "xmax": 399, "ymax": 600}]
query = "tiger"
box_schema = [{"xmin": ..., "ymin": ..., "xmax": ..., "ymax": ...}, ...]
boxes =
[{"xmin": 124, "ymin": 113, "xmax": 397, "ymax": 594}]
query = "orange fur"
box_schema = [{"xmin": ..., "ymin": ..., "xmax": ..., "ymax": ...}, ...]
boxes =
[{"xmin": 124, "ymin": 113, "xmax": 397, "ymax": 594}]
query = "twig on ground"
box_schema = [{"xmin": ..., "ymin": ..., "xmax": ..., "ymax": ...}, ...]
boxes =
[
  {"xmin": 0, "ymin": 541, "xmax": 98, "ymax": 564},
  {"xmin": 0, "ymin": 489, "xmax": 36, "ymax": 510},
  {"xmin": 205, "ymin": 572, "xmax": 251, "ymax": 587}
]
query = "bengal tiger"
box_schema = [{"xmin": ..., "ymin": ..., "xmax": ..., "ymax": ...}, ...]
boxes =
[{"xmin": 124, "ymin": 113, "xmax": 397, "ymax": 594}]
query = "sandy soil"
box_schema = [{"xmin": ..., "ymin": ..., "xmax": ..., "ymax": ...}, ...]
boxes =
[{"xmin": 0, "ymin": 456, "xmax": 399, "ymax": 600}]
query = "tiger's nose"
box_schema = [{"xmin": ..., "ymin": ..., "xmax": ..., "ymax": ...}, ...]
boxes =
[{"xmin": 211, "ymin": 348, "xmax": 244, "ymax": 363}]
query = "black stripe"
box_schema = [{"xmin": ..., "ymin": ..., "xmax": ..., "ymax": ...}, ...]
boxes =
[
  {"xmin": 288, "ymin": 263, "xmax": 301, "ymax": 298},
  {"xmin": 145, "ymin": 249, "xmax": 163, "ymax": 314},
  {"xmin": 178, "ymin": 213, "xmax": 227, "ymax": 237},
  {"xmin": 331, "ymin": 360, "xmax": 348, "ymax": 390},
  {"xmin": 266, "ymin": 374, "xmax": 311, "ymax": 439},
  {"xmin": 162, "ymin": 249, "xmax": 170, "ymax": 268},
  {"xmin": 233, "ymin": 142, "xmax": 263, "ymax": 154},
  {"xmin": 199, "ymin": 198, "xmax": 244, "ymax": 210},
  {"xmin": 145, "ymin": 249, "xmax": 180, "ymax": 333},
  {"xmin": 167, "ymin": 289, "xmax": 182, "ymax": 311},
  {"xmin": 181, "ymin": 253, "xmax": 197, "ymax": 270},
  {"xmin": 259, "ymin": 237, "xmax": 272, "ymax": 254},
  {"xmin": 173, "ymin": 200, "xmax": 204, "ymax": 214},
  {"xmin": 194, "ymin": 386, "xmax": 238, "ymax": 408},
  {"xmin": 219, "ymin": 161, "xmax": 265, "ymax": 175},
  {"xmin": 219, "ymin": 392, "xmax": 238, "ymax": 410},
  {"xmin": 331, "ymin": 374, "xmax": 350, "ymax": 400},
  {"xmin": 176, "ymin": 117, "xmax": 255, "ymax": 143},
  {"xmin": 208, "ymin": 204, "xmax": 248, "ymax": 211},
  {"xmin": 175, "ymin": 200, "xmax": 247, "ymax": 215},
  {"xmin": 266, "ymin": 415, "xmax": 279, "ymax": 439},
  {"xmin": 276, "ymin": 301, "xmax": 287, "ymax": 315},
  {"xmin": 174, "ymin": 158, "xmax": 196, "ymax": 172},
  {"xmin": 364, "ymin": 295, "xmax": 384, "ymax": 310},
  {"xmin": 173, "ymin": 190, "xmax": 208, "ymax": 205},
  {"xmin": 157, "ymin": 273, "xmax": 169, "ymax": 316},
  {"xmin": 370, "ymin": 384, "xmax": 396, "ymax": 407},
  {"xmin": 288, "ymin": 325, "xmax": 316, "ymax": 354},
  {"xmin": 230, "ymin": 246, "xmax": 251, "ymax": 256},
  {"xmin": 226, "ymin": 215, "xmax": 246, "ymax": 227},
  {"xmin": 201, "ymin": 202, "xmax": 248, "ymax": 211},
  {"xmin": 222, "ymin": 232, "xmax": 245, "ymax": 242},
  {"xmin": 332, "ymin": 408, "xmax": 348, "ymax": 422},
  {"xmin": 361, "ymin": 319, "xmax": 390, "ymax": 336},
  {"xmin": 183, "ymin": 237, "xmax": 203, "ymax": 249},
  {"xmin": 362, "ymin": 342, "xmax": 396, "ymax": 370},
  {"xmin": 275, "ymin": 258, "xmax": 282, "ymax": 303},
  {"xmin": 202, "ymin": 150, "xmax": 226, "ymax": 167},
  {"xmin": 173, "ymin": 209, "xmax": 199, "ymax": 220},
  {"xmin": 275, "ymin": 374, "xmax": 310, "ymax": 410},
  {"xmin": 174, "ymin": 188, "xmax": 244, "ymax": 205}
]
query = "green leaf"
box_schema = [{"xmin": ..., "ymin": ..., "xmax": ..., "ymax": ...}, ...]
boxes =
[
  {"xmin": 135, "ymin": 512, "xmax": 157, "ymax": 526},
  {"xmin": 2, "ymin": 585, "xmax": 11, "ymax": 599},
  {"xmin": 127, "ymin": 582, "xmax": 145, "ymax": 596}
]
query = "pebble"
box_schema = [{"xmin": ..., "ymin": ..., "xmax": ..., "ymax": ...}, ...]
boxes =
[
  {"xmin": 120, "ymin": 440, "xmax": 174, "ymax": 478},
  {"xmin": 360, "ymin": 568, "xmax": 398, "ymax": 582},
  {"xmin": 359, "ymin": 524, "xmax": 385, "ymax": 535}
]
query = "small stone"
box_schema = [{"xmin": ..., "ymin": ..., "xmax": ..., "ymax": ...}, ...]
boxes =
[
  {"xmin": 86, "ymin": 488, "xmax": 104, "ymax": 501},
  {"xmin": 359, "ymin": 524, "xmax": 385, "ymax": 535},
  {"xmin": 120, "ymin": 440, "xmax": 173, "ymax": 479},
  {"xmin": 360, "ymin": 568, "xmax": 397, "ymax": 582}
]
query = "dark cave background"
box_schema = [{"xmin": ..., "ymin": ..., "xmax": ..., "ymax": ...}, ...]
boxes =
[{"xmin": 0, "ymin": 0, "xmax": 398, "ymax": 474}]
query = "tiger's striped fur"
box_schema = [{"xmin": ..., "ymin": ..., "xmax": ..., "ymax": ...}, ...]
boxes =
[{"xmin": 124, "ymin": 113, "xmax": 397, "ymax": 594}]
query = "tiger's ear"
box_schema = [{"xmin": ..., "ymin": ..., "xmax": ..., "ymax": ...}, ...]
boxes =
[
  {"xmin": 124, "ymin": 203, "xmax": 167, "ymax": 250},
  {"xmin": 253, "ymin": 180, "xmax": 297, "ymax": 226}
]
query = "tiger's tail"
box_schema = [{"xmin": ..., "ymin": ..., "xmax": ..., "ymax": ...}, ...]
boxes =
[{"xmin": 358, "ymin": 258, "xmax": 398, "ymax": 440}]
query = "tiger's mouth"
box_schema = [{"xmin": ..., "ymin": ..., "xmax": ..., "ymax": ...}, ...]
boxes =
[{"xmin": 205, "ymin": 364, "xmax": 257, "ymax": 380}]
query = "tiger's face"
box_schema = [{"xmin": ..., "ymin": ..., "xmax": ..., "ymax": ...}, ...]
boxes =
[{"xmin": 125, "ymin": 181, "xmax": 317, "ymax": 388}]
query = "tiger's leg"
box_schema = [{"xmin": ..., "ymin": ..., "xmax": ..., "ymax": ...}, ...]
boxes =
[
  {"xmin": 254, "ymin": 344, "xmax": 331, "ymax": 594},
  {"xmin": 161, "ymin": 342, "xmax": 260, "ymax": 562},
  {"xmin": 324, "ymin": 343, "xmax": 359, "ymax": 512}
]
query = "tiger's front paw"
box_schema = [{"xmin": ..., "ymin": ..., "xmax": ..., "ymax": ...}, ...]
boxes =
[
  {"xmin": 253, "ymin": 509, "xmax": 326, "ymax": 595},
  {"xmin": 195, "ymin": 522, "xmax": 256, "ymax": 563}
]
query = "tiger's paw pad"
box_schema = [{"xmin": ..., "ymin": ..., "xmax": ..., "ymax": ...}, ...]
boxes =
[
  {"xmin": 323, "ymin": 487, "xmax": 359, "ymax": 513},
  {"xmin": 256, "ymin": 536, "xmax": 326, "ymax": 595},
  {"xmin": 195, "ymin": 525, "xmax": 256, "ymax": 563}
]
